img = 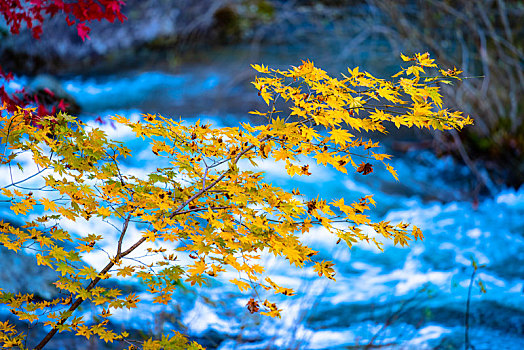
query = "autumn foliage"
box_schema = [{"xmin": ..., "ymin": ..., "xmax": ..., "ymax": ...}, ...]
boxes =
[
  {"xmin": 0, "ymin": 0, "xmax": 126, "ymax": 115},
  {"xmin": 0, "ymin": 54, "xmax": 471, "ymax": 349},
  {"xmin": 0, "ymin": 0, "xmax": 125, "ymax": 40}
]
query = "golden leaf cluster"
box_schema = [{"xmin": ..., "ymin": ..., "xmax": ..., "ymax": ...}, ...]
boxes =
[{"xmin": 0, "ymin": 54, "xmax": 471, "ymax": 349}]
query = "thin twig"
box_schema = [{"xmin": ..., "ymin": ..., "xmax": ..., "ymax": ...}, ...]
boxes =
[{"xmin": 465, "ymin": 268, "xmax": 476, "ymax": 350}]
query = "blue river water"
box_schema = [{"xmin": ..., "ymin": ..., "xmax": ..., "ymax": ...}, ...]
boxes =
[{"xmin": 1, "ymin": 62, "xmax": 523, "ymax": 349}]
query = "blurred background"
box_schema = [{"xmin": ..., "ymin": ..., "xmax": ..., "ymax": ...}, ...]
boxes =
[{"xmin": 1, "ymin": 1, "xmax": 523, "ymax": 349}]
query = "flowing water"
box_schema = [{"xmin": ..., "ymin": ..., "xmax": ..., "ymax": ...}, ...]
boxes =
[{"xmin": 1, "ymin": 44, "xmax": 523, "ymax": 349}]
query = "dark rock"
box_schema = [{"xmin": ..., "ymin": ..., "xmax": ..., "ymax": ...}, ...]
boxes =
[{"xmin": 0, "ymin": 0, "xmax": 231, "ymax": 75}]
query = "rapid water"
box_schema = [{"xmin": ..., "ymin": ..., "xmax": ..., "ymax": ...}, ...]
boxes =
[
  {"xmin": 67, "ymin": 69, "xmax": 524, "ymax": 349},
  {"xmin": 1, "ymin": 61, "xmax": 523, "ymax": 349}
]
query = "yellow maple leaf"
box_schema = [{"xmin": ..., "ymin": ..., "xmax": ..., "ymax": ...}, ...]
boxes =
[
  {"xmin": 97, "ymin": 206, "xmax": 111, "ymax": 217},
  {"xmin": 329, "ymin": 128, "xmax": 352, "ymax": 145},
  {"xmin": 416, "ymin": 52, "xmax": 437, "ymax": 67},
  {"xmin": 187, "ymin": 259, "xmax": 207, "ymax": 275},
  {"xmin": 40, "ymin": 197, "xmax": 58, "ymax": 212},
  {"xmin": 314, "ymin": 151, "xmax": 332, "ymax": 166},
  {"xmin": 229, "ymin": 278, "xmax": 251, "ymax": 292},
  {"xmin": 385, "ymin": 164, "xmax": 399, "ymax": 181},
  {"xmin": 273, "ymin": 148, "xmax": 290, "ymax": 161},
  {"xmin": 251, "ymin": 63, "xmax": 270, "ymax": 73},
  {"xmin": 406, "ymin": 65, "xmax": 425, "ymax": 77}
]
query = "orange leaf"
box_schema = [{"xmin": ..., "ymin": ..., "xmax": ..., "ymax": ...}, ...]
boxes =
[{"xmin": 356, "ymin": 162, "xmax": 373, "ymax": 175}]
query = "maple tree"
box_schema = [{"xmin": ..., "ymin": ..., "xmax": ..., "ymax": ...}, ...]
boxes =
[{"xmin": 0, "ymin": 54, "xmax": 471, "ymax": 349}]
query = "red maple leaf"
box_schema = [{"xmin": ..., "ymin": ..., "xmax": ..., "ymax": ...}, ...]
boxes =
[
  {"xmin": 58, "ymin": 99, "xmax": 68, "ymax": 111},
  {"xmin": 77, "ymin": 22, "xmax": 91, "ymax": 41}
]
